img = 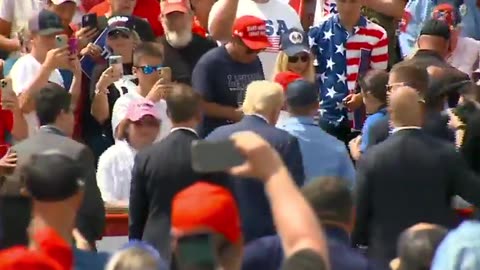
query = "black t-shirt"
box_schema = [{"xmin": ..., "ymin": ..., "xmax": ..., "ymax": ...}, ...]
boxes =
[
  {"xmin": 98, "ymin": 15, "xmax": 156, "ymax": 42},
  {"xmin": 84, "ymin": 62, "xmax": 135, "ymax": 141},
  {"xmin": 191, "ymin": 46, "xmax": 264, "ymax": 137},
  {"xmin": 160, "ymin": 34, "xmax": 217, "ymax": 85}
]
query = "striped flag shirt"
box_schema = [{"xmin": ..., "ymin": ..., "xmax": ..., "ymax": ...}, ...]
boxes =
[{"xmin": 309, "ymin": 14, "xmax": 388, "ymax": 128}]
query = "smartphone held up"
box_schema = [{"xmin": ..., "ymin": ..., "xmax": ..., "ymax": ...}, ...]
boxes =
[
  {"xmin": 109, "ymin": 55, "xmax": 124, "ymax": 75},
  {"xmin": 191, "ymin": 140, "xmax": 245, "ymax": 173}
]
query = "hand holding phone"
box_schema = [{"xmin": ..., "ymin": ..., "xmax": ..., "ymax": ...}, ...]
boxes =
[
  {"xmin": 159, "ymin": 67, "xmax": 172, "ymax": 84},
  {"xmin": 0, "ymin": 78, "xmax": 19, "ymax": 112},
  {"xmin": 81, "ymin": 13, "xmax": 98, "ymax": 29},
  {"xmin": 109, "ymin": 55, "xmax": 123, "ymax": 75},
  {"xmin": 191, "ymin": 140, "xmax": 245, "ymax": 173},
  {"xmin": 55, "ymin": 34, "xmax": 68, "ymax": 49}
]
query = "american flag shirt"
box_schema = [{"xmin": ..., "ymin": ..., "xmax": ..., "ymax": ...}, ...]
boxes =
[{"xmin": 309, "ymin": 15, "xmax": 388, "ymax": 128}]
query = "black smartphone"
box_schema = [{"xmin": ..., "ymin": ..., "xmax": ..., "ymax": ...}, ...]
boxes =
[
  {"xmin": 81, "ymin": 13, "xmax": 98, "ymax": 29},
  {"xmin": 176, "ymin": 233, "xmax": 216, "ymax": 270},
  {"xmin": 191, "ymin": 140, "xmax": 245, "ymax": 173}
]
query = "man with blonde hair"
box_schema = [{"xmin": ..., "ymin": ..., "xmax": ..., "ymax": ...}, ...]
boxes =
[{"xmin": 207, "ymin": 80, "xmax": 305, "ymax": 242}]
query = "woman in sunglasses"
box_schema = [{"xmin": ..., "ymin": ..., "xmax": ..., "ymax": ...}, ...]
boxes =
[
  {"xmin": 272, "ymin": 28, "xmax": 315, "ymax": 83},
  {"xmin": 88, "ymin": 20, "xmax": 139, "ymax": 160},
  {"xmin": 97, "ymin": 100, "xmax": 160, "ymax": 208}
]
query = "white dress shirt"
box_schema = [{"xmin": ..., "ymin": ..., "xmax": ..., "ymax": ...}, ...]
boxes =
[{"xmin": 96, "ymin": 140, "xmax": 137, "ymax": 203}]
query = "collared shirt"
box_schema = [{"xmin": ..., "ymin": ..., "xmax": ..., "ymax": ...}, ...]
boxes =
[
  {"xmin": 171, "ymin": 127, "xmax": 199, "ymax": 137},
  {"xmin": 391, "ymin": 126, "xmax": 422, "ymax": 133},
  {"xmin": 96, "ymin": 140, "xmax": 137, "ymax": 203},
  {"xmin": 309, "ymin": 14, "xmax": 388, "ymax": 127},
  {"xmin": 447, "ymin": 36, "xmax": 480, "ymax": 77},
  {"xmin": 360, "ymin": 107, "xmax": 388, "ymax": 152},
  {"xmin": 276, "ymin": 116, "xmax": 355, "ymax": 186},
  {"xmin": 253, "ymin": 113, "xmax": 269, "ymax": 124}
]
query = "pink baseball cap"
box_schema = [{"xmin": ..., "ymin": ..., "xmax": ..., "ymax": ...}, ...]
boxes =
[{"xmin": 126, "ymin": 100, "xmax": 160, "ymax": 122}]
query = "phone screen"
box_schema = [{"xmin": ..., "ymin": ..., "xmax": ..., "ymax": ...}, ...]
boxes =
[
  {"xmin": 176, "ymin": 233, "xmax": 216, "ymax": 270},
  {"xmin": 191, "ymin": 140, "xmax": 245, "ymax": 173},
  {"xmin": 82, "ymin": 14, "xmax": 98, "ymax": 29}
]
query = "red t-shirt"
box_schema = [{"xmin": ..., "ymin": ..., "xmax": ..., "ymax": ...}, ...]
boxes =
[
  {"xmin": 88, "ymin": 0, "xmax": 164, "ymax": 36},
  {"xmin": 0, "ymin": 92, "xmax": 13, "ymax": 157}
]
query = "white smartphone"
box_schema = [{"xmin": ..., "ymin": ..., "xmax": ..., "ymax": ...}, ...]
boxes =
[
  {"xmin": 55, "ymin": 34, "xmax": 68, "ymax": 49},
  {"xmin": 109, "ymin": 55, "xmax": 123, "ymax": 75}
]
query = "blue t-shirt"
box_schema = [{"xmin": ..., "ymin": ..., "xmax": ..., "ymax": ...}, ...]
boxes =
[
  {"xmin": 74, "ymin": 248, "xmax": 110, "ymax": 270},
  {"xmin": 360, "ymin": 107, "xmax": 388, "ymax": 152},
  {"xmin": 191, "ymin": 46, "xmax": 264, "ymax": 138}
]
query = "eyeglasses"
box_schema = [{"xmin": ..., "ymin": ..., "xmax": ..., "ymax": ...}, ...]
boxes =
[
  {"xmin": 108, "ymin": 30, "xmax": 131, "ymax": 40},
  {"xmin": 288, "ymin": 55, "xmax": 309, "ymax": 63},
  {"xmin": 386, "ymin": 82, "xmax": 406, "ymax": 92},
  {"xmin": 136, "ymin": 65, "xmax": 164, "ymax": 75}
]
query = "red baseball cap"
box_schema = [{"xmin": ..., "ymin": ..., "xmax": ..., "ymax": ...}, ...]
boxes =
[
  {"xmin": 432, "ymin": 3, "xmax": 458, "ymax": 27},
  {"xmin": 274, "ymin": 71, "xmax": 303, "ymax": 91},
  {"xmin": 232, "ymin": 15, "xmax": 271, "ymax": 50},
  {"xmin": 162, "ymin": 0, "xmax": 189, "ymax": 15},
  {"xmin": 172, "ymin": 182, "xmax": 242, "ymax": 243}
]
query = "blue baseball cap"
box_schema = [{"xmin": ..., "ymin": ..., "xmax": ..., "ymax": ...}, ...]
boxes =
[
  {"xmin": 286, "ymin": 80, "xmax": 318, "ymax": 107},
  {"xmin": 280, "ymin": 28, "xmax": 310, "ymax": 56}
]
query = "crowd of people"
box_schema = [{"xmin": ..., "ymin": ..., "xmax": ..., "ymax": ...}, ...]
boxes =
[{"xmin": 0, "ymin": 0, "xmax": 480, "ymax": 269}]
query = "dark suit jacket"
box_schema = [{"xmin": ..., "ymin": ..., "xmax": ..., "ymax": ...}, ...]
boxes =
[
  {"xmin": 129, "ymin": 128, "xmax": 222, "ymax": 257},
  {"xmin": 206, "ymin": 115, "xmax": 305, "ymax": 242},
  {"xmin": 366, "ymin": 111, "xmax": 453, "ymax": 149},
  {"xmin": 4, "ymin": 126, "xmax": 105, "ymax": 244},
  {"xmin": 353, "ymin": 129, "xmax": 480, "ymax": 266}
]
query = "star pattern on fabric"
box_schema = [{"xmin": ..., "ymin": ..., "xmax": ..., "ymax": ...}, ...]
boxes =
[
  {"xmin": 323, "ymin": 29, "xmax": 334, "ymax": 40},
  {"xmin": 335, "ymin": 43, "xmax": 345, "ymax": 55},
  {"xmin": 326, "ymin": 87, "xmax": 336, "ymax": 98}
]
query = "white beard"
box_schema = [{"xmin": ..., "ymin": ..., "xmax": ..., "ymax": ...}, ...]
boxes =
[{"xmin": 166, "ymin": 30, "xmax": 193, "ymax": 48}]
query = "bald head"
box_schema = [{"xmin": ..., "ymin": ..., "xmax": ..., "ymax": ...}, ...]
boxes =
[
  {"xmin": 388, "ymin": 86, "xmax": 424, "ymax": 128},
  {"xmin": 417, "ymin": 35, "xmax": 450, "ymax": 58},
  {"xmin": 391, "ymin": 223, "xmax": 448, "ymax": 270}
]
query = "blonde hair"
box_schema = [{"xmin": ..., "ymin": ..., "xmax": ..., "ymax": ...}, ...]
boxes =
[
  {"xmin": 105, "ymin": 247, "xmax": 160, "ymax": 270},
  {"xmin": 242, "ymin": 81, "xmax": 284, "ymax": 115},
  {"xmin": 272, "ymin": 51, "xmax": 316, "ymax": 83}
]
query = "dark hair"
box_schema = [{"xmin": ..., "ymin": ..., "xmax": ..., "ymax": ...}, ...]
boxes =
[
  {"xmin": 166, "ymin": 83, "xmax": 201, "ymax": 123},
  {"xmin": 301, "ymin": 177, "xmax": 352, "ymax": 224},
  {"xmin": 359, "ymin": 70, "xmax": 388, "ymax": 103},
  {"xmin": 133, "ymin": 42, "xmax": 164, "ymax": 66},
  {"xmin": 390, "ymin": 61, "xmax": 430, "ymax": 97},
  {"xmin": 397, "ymin": 226, "xmax": 448, "ymax": 270},
  {"xmin": 35, "ymin": 83, "xmax": 71, "ymax": 126}
]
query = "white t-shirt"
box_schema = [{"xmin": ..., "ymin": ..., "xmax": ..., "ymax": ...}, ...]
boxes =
[
  {"xmin": 111, "ymin": 89, "xmax": 172, "ymax": 142},
  {"xmin": 97, "ymin": 140, "xmax": 136, "ymax": 203},
  {"xmin": 208, "ymin": 0, "xmax": 302, "ymax": 79},
  {"xmin": 9, "ymin": 53, "xmax": 64, "ymax": 137},
  {"xmin": 0, "ymin": 0, "xmax": 43, "ymax": 36},
  {"xmin": 447, "ymin": 37, "xmax": 480, "ymax": 77}
]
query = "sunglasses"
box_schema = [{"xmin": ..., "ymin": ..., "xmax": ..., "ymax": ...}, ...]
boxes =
[
  {"xmin": 288, "ymin": 55, "xmax": 309, "ymax": 63},
  {"xmin": 136, "ymin": 65, "xmax": 164, "ymax": 75},
  {"xmin": 108, "ymin": 30, "xmax": 131, "ymax": 40}
]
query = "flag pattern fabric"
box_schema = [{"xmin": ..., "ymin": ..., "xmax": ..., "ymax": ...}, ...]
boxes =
[
  {"xmin": 309, "ymin": 15, "xmax": 388, "ymax": 129},
  {"xmin": 313, "ymin": 0, "xmax": 338, "ymax": 25},
  {"xmin": 80, "ymin": 28, "xmax": 111, "ymax": 79}
]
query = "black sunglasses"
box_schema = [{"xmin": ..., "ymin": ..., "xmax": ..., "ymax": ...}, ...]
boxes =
[
  {"xmin": 288, "ymin": 55, "xmax": 309, "ymax": 63},
  {"xmin": 108, "ymin": 30, "xmax": 130, "ymax": 40}
]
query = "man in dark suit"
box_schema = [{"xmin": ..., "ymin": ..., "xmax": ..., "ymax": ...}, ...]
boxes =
[
  {"xmin": 129, "ymin": 83, "xmax": 218, "ymax": 259},
  {"xmin": 366, "ymin": 61, "xmax": 457, "ymax": 148},
  {"xmin": 353, "ymin": 86, "xmax": 480, "ymax": 268},
  {"xmin": 0, "ymin": 83, "xmax": 105, "ymax": 250},
  {"xmin": 207, "ymin": 80, "xmax": 305, "ymax": 242}
]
